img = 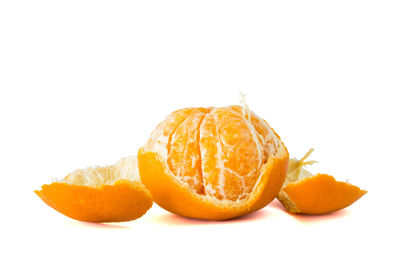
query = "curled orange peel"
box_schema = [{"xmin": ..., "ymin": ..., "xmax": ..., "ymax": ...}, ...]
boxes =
[
  {"xmin": 277, "ymin": 149, "xmax": 367, "ymax": 215},
  {"xmin": 35, "ymin": 157, "xmax": 153, "ymax": 223}
]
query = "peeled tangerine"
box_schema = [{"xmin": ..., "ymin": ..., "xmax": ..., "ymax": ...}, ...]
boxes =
[
  {"xmin": 35, "ymin": 157, "xmax": 153, "ymax": 222},
  {"xmin": 138, "ymin": 105, "xmax": 289, "ymax": 220},
  {"xmin": 277, "ymin": 149, "xmax": 367, "ymax": 215}
]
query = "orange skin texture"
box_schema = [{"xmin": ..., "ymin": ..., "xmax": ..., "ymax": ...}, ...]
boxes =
[
  {"xmin": 281, "ymin": 174, "xmax": 367, "ymax": 215},
  {"xmin": 138, "ymin": 145, "xmax": 288, "ymax": 221},
  {"xmin": 35, "ymin": 180, "xmax": 153, "ymax": 222}
]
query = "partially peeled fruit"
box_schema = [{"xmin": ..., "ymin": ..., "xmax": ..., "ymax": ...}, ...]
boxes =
[{"xmin": 138, "ymin": 105, "xmax": 289, "ymax": 220}]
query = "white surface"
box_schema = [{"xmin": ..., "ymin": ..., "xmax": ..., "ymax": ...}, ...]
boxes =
[{"xmin": 0, "ymin": 1, "xmax": 399, "ymax": 266}]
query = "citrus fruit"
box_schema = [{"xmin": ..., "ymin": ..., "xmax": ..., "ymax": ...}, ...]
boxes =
[
  {"xmin": 138, "ymin": 105, "xmax": 289, "ymax": 220},
  {"xmin": 277, "ymin": 149, "xmax": 367, "ymax": 214},
  {"xmin": 35, "ymin": 156, "xmax": 153, "ymax": 222}
]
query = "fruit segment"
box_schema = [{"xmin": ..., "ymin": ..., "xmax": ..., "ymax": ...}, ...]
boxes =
[
  {"xmin": 168, "ymin": 111, "xmax": 205, "ymax": 194},
  {"xmin": 199, "ymin": 108, "xmax": 262, "ymax": 200}
]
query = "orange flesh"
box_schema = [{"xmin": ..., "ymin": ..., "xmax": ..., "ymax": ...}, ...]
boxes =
[{"xmin": 148, "ymin": 106, "xmax": 278, "ymax": 201}]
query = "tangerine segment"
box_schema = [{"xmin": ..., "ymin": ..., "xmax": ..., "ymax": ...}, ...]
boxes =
[
  {"xmin": 35, "ymin": 180, "xmax": 153, "ymax": 223},
  {"xmin": 139, "ymin": 105, "xmax": 289, "ymax": 220},
  {"xmin": 200, "ymin": 107, "xmax": 263, "ymax": 200},
  {"xmin": 35, "ymin": 156, "xmax": 153, "ymax": 222},
  {"xmin": 168, "ymin": 110, "xmax": 205, "ymax": 194}
]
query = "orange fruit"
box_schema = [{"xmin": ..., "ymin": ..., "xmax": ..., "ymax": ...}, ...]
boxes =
[
  {"xmin": 138, "ymin": 105, "xmax": 289, "ymax": 220},
  {"xmin": 35, "ymin": 156, "xmax": 153, "ymax": 222},
  {"xmin": 277, "ymin": 149, "xmax": 367, "ymax": 214}
]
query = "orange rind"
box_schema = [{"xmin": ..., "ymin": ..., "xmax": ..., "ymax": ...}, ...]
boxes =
[
  {"xmin": 138, "ymin": 105, "xmax": 289, "ymax": 220},
  {"xmin": 35, "ymin": 157, "xmax": 153, "ymax": 222},
  {"xmin": 277, "ymin": 149, "xmax": 367, "ymax": 215}
]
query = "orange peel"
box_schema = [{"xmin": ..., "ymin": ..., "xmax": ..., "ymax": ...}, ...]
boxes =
[
  {"xmin": 35, "ymin": 157, "xmax": 153, "ymax": 222},
  {"xmin": 138, "ymin": 105, "xmax": 289, "ymax": 220},
  {"xmin": 277, "ymin": 149, "xmax": 367, "ymax": 214}
]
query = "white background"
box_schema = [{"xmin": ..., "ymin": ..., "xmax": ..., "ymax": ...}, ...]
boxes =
[{"xmin": 1, "ymin": 1, "xmax": 399, "ymax": 266}]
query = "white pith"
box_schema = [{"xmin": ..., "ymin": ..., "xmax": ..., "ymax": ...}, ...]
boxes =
[
  {"xmin": 285, "ymin": 148, "xmax": 352, "ymax": 186},
  {"xmin": 55, "ymin": 156, "xmax": 140, "ymax": 187},
  {"xmin": 212, "ymin": 112, "xmax": 227, "ymax": 199}
]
